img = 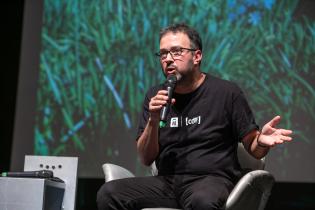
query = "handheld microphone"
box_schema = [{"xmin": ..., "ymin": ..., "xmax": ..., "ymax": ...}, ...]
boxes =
[
  {"xmin": 159, "ymin": 74, "xmax": 178, "ymax": 128},
  {"xmin": 1, "ymin": 170, "xmax": 54, "ymax": 178}
]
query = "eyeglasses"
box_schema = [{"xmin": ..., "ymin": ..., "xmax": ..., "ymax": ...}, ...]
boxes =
[{"xmin": 155, "ymin": 47, "xmax": 197, "ymax": 60}]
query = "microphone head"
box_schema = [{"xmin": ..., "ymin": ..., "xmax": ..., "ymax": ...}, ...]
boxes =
[{"xmin": 166, "ymin": 74, "xmax": 178, "ymax": 84}]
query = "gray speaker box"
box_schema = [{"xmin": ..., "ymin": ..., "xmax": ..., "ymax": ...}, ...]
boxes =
[
  {"xmin": 0, "ymin": 156, "xmax": 78, "ymax": 210},
  {"xmin": 0, "ymin": 177, "xmax": 65, "ymax": 210}
]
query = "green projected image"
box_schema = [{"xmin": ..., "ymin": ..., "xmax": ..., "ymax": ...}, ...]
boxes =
[{"xmin": 35, "ymin": 0, "xmax": 315, "ymax": 180}]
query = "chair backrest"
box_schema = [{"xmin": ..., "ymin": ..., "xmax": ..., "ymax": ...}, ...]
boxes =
[
  {"xmin": 150, "ymin": 143, "xmax": 264, "ymax": 176},
  {"xmin": 103, "ymin": 163, "xmax": 135, "ymax": 182},
  {"xmin": 237, "ymin": 143, "xmax": 265, "ymax": 171},
  {"xmin": 226, "ymin": 145, "xmax": 272, "ymax": 210}
]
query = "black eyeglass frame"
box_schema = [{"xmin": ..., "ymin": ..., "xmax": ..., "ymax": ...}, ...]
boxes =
[{"xmin": 155, "ymin": 47, "xmax": 197, "ymax": 60}]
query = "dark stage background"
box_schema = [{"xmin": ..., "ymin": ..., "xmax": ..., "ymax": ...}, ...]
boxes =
[{"xmin": 1, "ymin": 1, "xmax": 314, "ymax": 210}]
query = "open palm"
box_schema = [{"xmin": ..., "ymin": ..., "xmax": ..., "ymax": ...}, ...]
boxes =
[{"xmin": 259, "ymin": 116, "xmax": 293, "ymax": 147}]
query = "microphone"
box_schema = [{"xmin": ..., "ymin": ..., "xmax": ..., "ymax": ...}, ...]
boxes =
[
  {"xmin": 159, "ymin": 74, "xmax": 178, "ymax": 128},
  {"xmin": 1, "ymin": 170, "xmax": 54, "ymax": 178}
]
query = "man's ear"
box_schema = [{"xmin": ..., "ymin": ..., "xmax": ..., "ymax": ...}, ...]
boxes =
[{"xmin": 193, "ymin": 50, "xmax": 202, "ymax": 65}]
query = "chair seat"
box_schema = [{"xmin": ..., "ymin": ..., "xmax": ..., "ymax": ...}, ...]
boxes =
[{"xmin": 102, "ymin": 143, "xmax": 274, "ymax": 210}]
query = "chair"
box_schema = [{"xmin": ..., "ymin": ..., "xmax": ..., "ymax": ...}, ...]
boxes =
[{"xmin": 102, "ymin": 143, "xmax": 275, "ymax": 210}]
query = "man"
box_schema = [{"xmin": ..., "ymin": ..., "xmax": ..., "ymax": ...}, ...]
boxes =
[{"xmin": 97, "ymin": 23, "xmax": 293, "ymax": 210}]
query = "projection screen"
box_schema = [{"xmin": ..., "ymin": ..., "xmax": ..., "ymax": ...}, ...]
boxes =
[{"xmin": 11, "ymin": 0, "xmax": 315, "ymax": 181}]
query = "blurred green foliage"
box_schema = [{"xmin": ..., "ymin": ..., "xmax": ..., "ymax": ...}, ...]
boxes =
[{"xmin": 35, "ymin": 0, "xmax": 314, "ymax": 175}]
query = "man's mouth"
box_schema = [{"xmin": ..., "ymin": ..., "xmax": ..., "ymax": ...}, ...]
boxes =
[{"xmin": 165, "ymin": 66, "xmax": 177, "ymax": 75}]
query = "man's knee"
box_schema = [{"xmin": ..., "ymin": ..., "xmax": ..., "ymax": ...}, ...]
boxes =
[
  {"xmin": 187, "ymin": 191, "xmax": 226, "ymax": 210},
  {"xmin": 96, "ymin": 182, "xmax": 117, "ymax": 210}
]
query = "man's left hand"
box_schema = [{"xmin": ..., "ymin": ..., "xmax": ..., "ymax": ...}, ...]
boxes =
[{"xmin": 258, "ymin": 115, "xmax": 293, "ymax": 147}]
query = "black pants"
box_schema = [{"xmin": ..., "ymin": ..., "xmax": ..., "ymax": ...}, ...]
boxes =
[{"xmin": 97, "ymin": 174, "xmax": 234, "ymax": 210}]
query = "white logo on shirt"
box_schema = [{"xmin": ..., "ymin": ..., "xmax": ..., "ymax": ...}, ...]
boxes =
[
  {"xmin": 185, "ymin": 116, "xmax": 201, "ymax": 126},
  {"xmin": 170, "ymin": 117, "xmax": 178, "ymax": 127}
]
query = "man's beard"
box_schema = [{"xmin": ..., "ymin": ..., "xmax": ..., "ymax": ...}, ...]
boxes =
[{"xmin": 175, "ymin": 66, "xmax": 194, "ymax": 87}]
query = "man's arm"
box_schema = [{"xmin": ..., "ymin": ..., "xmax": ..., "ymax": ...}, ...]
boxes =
[
  {"xmin": 242, "ymin": 115, "xmax": 293, "ymax": 159},
  {"xmin": 137, "ymin": 90, "xmax": 171, "ymax": 166},
  {"xmin": 137, "ymin": 117, "xmax": 160, "ymax": 166}
]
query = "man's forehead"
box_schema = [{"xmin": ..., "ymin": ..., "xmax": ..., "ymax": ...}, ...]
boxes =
[{"xmin": 160, "ymin": 32, "xmax": 190, "ymax": 48}]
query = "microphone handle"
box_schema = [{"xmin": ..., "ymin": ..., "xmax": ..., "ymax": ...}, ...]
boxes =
[
  {"xmin": 1, "ymin": 170, "xmax": 53, "ymax": 178},
  {"xmin": 160, "ymin": 86, "xmax": 174, "ymax": 128}
]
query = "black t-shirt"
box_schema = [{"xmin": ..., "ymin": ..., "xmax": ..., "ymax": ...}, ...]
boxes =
[{"xmin": 136, "ymin": 73, "xmax": 258, "ymax": 182}]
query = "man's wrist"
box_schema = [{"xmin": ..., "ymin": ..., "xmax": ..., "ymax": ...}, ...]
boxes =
[
  {"xmin": 148, "ymin": 116, "xmax": 160, "ymax": 125},
  {"xmin": 257, "ymin": 133, "xmax": 269, "ymax": 148}
]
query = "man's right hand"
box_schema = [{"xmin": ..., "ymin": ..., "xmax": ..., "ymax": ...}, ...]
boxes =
[{"xmin": 149, "ymin": 90, "xmax": 175, "ymax": 122}]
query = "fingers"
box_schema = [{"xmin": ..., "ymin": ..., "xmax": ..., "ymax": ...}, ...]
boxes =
[
  {"xmin": 274, "ymin": 135, "xmax": 292, "ymax": 144},
  {"xmin": 149, "ymin": 90, "xmax": 175, "ymax": 122},
  {"xmin": 281, "ymin": 129, "xmax": 293, "ymax": 140},
  {"xmin": 259, "ymin": 126, "xmax": 293, "ymax": 148},
  {"xmin": 275, "ymin": 129, "xmax": 293, "ymax": 144},
  {"xmin": 279, "ymin": 129, "xmax": 293, "ymax": 140},
  {"xmin": 149, "ymin": 90, "xmax": 171, "ymax": 111},
  {"xmin": 280, "ymin": 135, "xmax": 292, "ymax": 141},
  {"xmin": 268, "ymin": 115, "xmax": 281, "ymax": 128},
  {"xmin": 280, "ymin": 129, "xmax": 293, "ymax": 136}
]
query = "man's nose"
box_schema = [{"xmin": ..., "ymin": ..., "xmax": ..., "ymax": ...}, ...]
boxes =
[{"xmin": 165, "ymin": 52, "xmax": 174, "ymax": 61}]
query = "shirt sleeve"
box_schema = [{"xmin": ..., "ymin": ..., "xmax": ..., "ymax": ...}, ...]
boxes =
[
  {"xmin": 231, "ymin": 89, "xmax": 259, "ymax": 142},
  {"xmin": 135, "ymin": 91, "xmax": 150, "ymax": 141}
]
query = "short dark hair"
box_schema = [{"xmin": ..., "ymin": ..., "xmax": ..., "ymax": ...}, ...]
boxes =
[{"xmin": 159, "ymin": 23, "xmax": 202, "ymax": 51}]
